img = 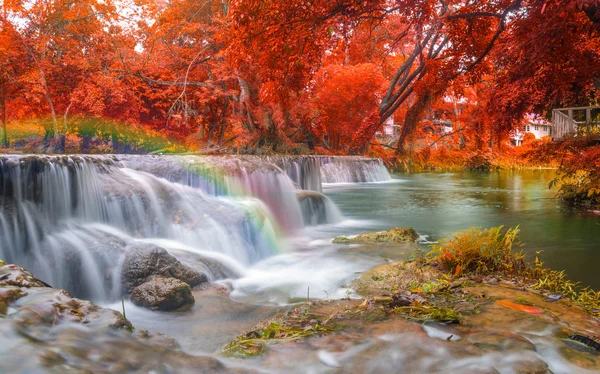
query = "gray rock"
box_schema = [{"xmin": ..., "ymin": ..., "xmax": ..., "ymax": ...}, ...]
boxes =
[
  {"xmin": 121, "ymin": 243, "xmax": 207, "ymax": 294},
  {"xmin": 0, "ymin": 263, "xmax": 131, "ymax": 330},
  {"xmin": 130, "ymin": 277, "xmax": 194, "ymax": 311}
]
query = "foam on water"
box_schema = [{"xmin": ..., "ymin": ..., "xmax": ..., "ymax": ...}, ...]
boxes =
[{"xmin": 0, "ymin": 154, "xmax": 388, "ymax": 301}]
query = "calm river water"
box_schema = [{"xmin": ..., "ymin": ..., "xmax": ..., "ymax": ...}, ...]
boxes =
[{"xmin": 324, "ymin": 169, "xmax": 600, "ymax": 290}]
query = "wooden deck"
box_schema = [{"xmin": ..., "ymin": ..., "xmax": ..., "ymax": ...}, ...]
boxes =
[{"xmin": 552, "ymin": 106, "xmax": 600, "ymax": 139}]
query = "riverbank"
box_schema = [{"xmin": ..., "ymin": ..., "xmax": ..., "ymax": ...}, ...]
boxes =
[
  {"xmin": 220, "ymin": 227, "xmax": 600, "ymax": 372},
  {"xmin": 1, "ymin": 153, "xmax": 599, "ymax": 373},
  {"xmin": 2, "ymin": 226, "xmax": 598, "ymax": 372}
]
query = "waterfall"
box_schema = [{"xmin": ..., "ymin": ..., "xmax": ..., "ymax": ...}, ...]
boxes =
[
  {"xmin": 0, "ymin": 155, "xmax": 279, "ymax": 300},
  {"xmin": 0, "ymin": 154, "xmax": 390, "ymax": 301},
  {"xmin": 263, "ymin": 156, "xmax": 391, "ymax": 189},
  {"xmin": 318, "ymin": 157, "xmax": 391, "ymax": 184}
]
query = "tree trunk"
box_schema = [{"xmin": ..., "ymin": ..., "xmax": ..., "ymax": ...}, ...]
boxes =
[
  {"xmin": 0, "ymin": 93, "xmax": 8, "ymax": 148},
  {"xmin": 238, "ymin": 76, "xmax": 256, "ymax": 132},
  {"xmin": 263, "ymin": 110, "xmax": 278, "ymax": 149},
  {"xmin": 396, "ymin": 93, "xmax": 432, "ymax": 155},
  {"xmin": 39, "ymin": 68, "xmax": 60, "ymax": 142},
  {"xmin": 81, "ymin": 135, "xmax": 91, "ymax": 153},
  {"xmin": 218, "ymin": 123, "xmax": 226, "ymax": 145},
  {"xmin": 207, "ymin": 125, "xmax": 214, "ymax": 146},
  {"xmin": 112, "ymin": 127, "xmax": 120, "ymax": 153},
  {"xmin": 452, "ymin": 98, "xmax": 466, "ymax": 149}
]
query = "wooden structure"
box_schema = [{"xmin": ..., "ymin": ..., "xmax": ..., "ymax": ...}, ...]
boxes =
[{"xmin": 552, "ymin": 106, "xmax": 600, "ymax": 139}]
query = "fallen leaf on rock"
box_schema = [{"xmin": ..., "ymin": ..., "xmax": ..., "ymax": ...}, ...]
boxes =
[{"xmin": 496, "ymin": 299, "xmax": 543, "ymax": 314}]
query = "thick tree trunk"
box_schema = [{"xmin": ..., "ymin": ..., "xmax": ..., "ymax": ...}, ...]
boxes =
[
  {"xmin": 218, "ymin": 123, "xmax": 226, "ymax": 145},
  {"xmin": 263, "ymin": 110, "xmax": 279, "ymax": 149},
  {"xmin": 207, "ymin": 126, "xmax": 214, "ymax": 146},
  {"xmin": 396, "ymin": 93, "xmax": 432, "ymax": 155},
  {"xmin": 238, "ymin": 76, "xmax": 256, "ymax": 132},
  {"xmin": 39, "ymin": 68, "xmax": 60, "ymax": 145}
]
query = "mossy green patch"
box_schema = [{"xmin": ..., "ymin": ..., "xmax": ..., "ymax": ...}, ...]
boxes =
[
  {"xmin": 333, "ymin": 227, "xmax": 419, "ymax": 244},
  {"xmin": 220, "ymin": 304, "xmax": 339, "ymax": 358},
  {"xmin": 352, "ymin": 260, "xmax": 442, "ymax": 297}
]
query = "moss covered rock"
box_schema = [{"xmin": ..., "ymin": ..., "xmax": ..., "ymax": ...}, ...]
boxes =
[
  {"xmin": 130, "ymin": 276, "xmax": 194, "ymax": 311},
  {"xmin": 333, "ymin": 227, "xmax": 419, "ymax": 244}
]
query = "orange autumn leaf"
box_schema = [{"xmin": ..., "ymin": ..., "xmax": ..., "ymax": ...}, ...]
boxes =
[
  {"xmin": 454, "ymin": 265, "xmax": 461, "ymax": 277},
  {"xmin": 496, "ymin": 300, "xmax": 543, "ymax": 314}
]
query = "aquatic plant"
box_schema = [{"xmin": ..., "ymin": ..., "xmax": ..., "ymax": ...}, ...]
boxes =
[
  {"xmin": 220, "ymin": 306, "xmax": 337, "ymax": 358},
  {"xmin": 432, "ymin": 227, "xmax": 600, "ymax": 317},
  {"xmin": 528, "ymin": 251, "xmax": 600, "ymax": 317},
  {"xmin": 430, "ymin": 226, "xmax": 525, "ymax": 276}
]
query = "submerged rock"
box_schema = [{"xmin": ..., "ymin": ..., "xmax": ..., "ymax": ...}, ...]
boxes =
[
  {"xmin": 121, "ymin": 243, "xmax": 207, "ymax": 294},
  {"xmin": 130, "ymin": 276, "xmax": 195, "ymax": 311},
  {"xmin": 333, "ymin": 227, "xmax": 419, "ymax": 244}
]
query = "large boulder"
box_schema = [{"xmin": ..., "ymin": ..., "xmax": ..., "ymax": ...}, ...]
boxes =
[
  {"xmin": 121, "ymin": 243, "xmax": 207, "ymax": 294},
  {"xmin": 130, "ymin": 276, "xmax": 194, "ymax": 311}
]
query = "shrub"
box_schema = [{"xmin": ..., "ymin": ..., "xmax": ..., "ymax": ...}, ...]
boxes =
[{"xmin": 430, "ymin": 226, "xmax": 525, "ymax": 276}]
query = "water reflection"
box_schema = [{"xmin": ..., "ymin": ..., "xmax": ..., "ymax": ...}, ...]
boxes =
[{"xmin": 324, "ymin": 170, "xmax": 600, "ymax": 289}]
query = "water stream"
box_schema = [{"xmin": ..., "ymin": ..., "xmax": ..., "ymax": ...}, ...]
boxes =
[{"xmin": 1, "ymin": 155, "xmax": 599, "ymax": 372}]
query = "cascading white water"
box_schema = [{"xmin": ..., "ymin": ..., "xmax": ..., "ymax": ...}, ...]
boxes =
[
  {"xmin": 116, "ymin": 155, "xmax": 306, "ymax": 231},
  {"xmin": 0, "ymin": 154, "xmax": 390, "ymax": 302},
  {"xmin": 318, "ymin": 157, "xmax": 391, "ymax": 184},
  {"xmin": 0, "ymin": 155, "xmax": 280, "ymax": 300},
  {"xmin": 263, "ymin": 155, "xmax": 391, "ymax": 188}
]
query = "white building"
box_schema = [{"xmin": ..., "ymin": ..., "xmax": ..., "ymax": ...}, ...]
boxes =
[
  {"xmin": 510, "ymin": 114, "xmax": 553, "ymax": 146},
  {"xmin": 382, "ymin": 115, "xmax": 400, "ymax": 138}
]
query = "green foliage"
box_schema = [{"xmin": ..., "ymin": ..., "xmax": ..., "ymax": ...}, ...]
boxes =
[
  {"xmin": 528, "ymin": 251, "xmax": 600, "ymax": 317},
  {"xmin": 552, "ymin": 170, "xmax": 600, "ymax": 209},
  {"xmin": 392, "ymin": 305, "xmax": 459, "ymax": 323},
  {"xmin": 432, "ymin": 227, "xmax": 599, "ymax": 317},
  {"xmin": 221, "ymin": 314, "xmax": 335, "ymax": 358},
  {"xmin": 430, "ymin": 226, "xmax": 525, "ymax": 276}
]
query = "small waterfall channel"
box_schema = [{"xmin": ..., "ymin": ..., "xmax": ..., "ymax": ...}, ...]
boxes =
[{"xmin": 0, "ymin": 154, "xmax": 390, "ymax": 301}]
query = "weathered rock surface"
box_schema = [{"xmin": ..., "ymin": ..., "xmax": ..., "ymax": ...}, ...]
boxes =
[
  {"xmin": 0, "ymin": 263, "xmax": 131, "ymax": 330},
  {"xmin": 0, "ymin": 262, "xmax": 253, "ymax": 373},
  {"xmin": 130, "ymin": 276, "xmax": 195, "ymax": 311},
  {"xmin": 223, "ymin": 259, "xmax": 600, "ymax": 373},
  {"xmin": 121, "ymin": 243, "xmax": 207, "ymax": 294},
  {"xmin": 333, "ymin": 227, "xmax": 419, "ymax": 244}
]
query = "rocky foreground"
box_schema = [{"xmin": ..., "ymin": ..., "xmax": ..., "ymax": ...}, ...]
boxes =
[
  {"xmin": 0, "ymin": 260, "xmax": 251, "ymax": 373},
  {"xmin": 221, "ymin": 227, "xmax": 600, "ymax": 373},
  {"xmin": 1, "ymin": 226, "xmax": 599, "ymax": 373}
]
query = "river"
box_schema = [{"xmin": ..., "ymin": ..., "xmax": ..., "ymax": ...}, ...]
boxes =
[
  {"xmin": 324, "ymin": 169, "xmax": 600, "ymax": 290},
  {"xmin": 1, "ymin": 155, "xmax": 599, "ymax": 372}
]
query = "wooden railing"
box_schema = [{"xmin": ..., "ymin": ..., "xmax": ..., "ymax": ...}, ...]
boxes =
[{"xmin": 552, "ymin": 106, "xmax": 600, "ymax": 139}]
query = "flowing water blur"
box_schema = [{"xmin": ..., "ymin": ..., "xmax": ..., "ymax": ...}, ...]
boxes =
[{"xmin": 1, "ymin": 156, "xmax": 599, "ymax": 372}]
